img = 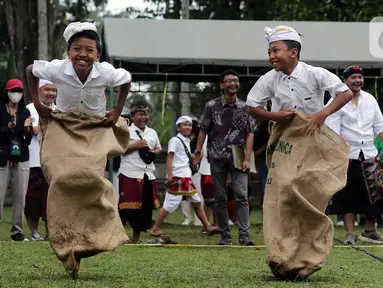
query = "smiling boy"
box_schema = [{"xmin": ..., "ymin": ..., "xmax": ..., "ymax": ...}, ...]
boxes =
[
  {"xmin": 246, "ymin": 25, "xmax": 352, "ymax": 135},
  {"xmin": 25, "ymin": 22, "xmax": 131, "ymax": 279}
]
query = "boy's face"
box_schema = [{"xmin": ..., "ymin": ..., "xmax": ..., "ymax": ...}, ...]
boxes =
[
  {"xmin": 344, "ymin": 74, "xmax": 364, "ymax": 93},
  {"xmin": 268, "ymin": 41, "xmax": 298, "ymax": 73},
  {"xmin": 132, "ymin": 110, "xmax": 149, "ymax": 130},
  {"xmin": 39, "ymin": 84, "xmax": 57, "ymax": 106},
  {"xmin": 177, "ymin": 122, "xmax": 192, "ymax": 137},
  {"xmin": 68, "ymin": 37, "xmax": 100, "ymax": 75}
]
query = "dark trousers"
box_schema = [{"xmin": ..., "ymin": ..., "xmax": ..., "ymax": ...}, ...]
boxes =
[{"xmin": 210, "ymin": 160, "xmax": 250, "ymax": 239}]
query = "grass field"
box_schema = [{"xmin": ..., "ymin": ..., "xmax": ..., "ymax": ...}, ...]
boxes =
[{"xmin": 0, "ymin": 207, "xmax": 382, "ymax": 287}]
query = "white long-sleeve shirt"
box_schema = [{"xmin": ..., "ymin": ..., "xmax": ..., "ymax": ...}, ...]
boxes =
[{"xmin": 325, "ymin": 90, "xmax": 383, "ymax": 160}]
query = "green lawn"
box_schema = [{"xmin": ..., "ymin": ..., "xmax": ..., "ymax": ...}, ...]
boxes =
[{"xmin": 0, "ymin": 207, "xmax": 382, "ymax": 287}]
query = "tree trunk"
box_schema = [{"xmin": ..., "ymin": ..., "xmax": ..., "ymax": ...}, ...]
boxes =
[{"xmin": 4, "ymin": 0, "xmax": 38, "ymax": 103}]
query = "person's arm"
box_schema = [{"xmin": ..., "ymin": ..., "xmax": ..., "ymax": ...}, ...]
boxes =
[
  {"xmin": 104, "ymin": 64, "xmax": 132, "ymax": 126},
  {"xmin": 247, "ymin": 106, "xmax": 295, "ymax": 122},
  {"xmin": 371, "ymin": 98, "xmax": 383, "ymax": 141},
  {"xmin": 26, "ymin": 64, "xmax": 52, "ymax": 118},
  {"xmin": 104, "ymin": 82, "xmax": 131, "ymax": 126},
  {"xmin": 254, "ymin": 143, "xmax": 267, "ymax": 157},
  {"xmin": 165, "ymin": 152, "xmax": 174, "ymax": 188},
  {"xmin": 304, "ymin": 68, "xmax": 352, "ymax": 136},
  {"xmin": 150, "ymin": 133, "xmax": 162, "ymax": 155},
  {"xmin": 125, "ymin": 139, "xmax": 148, "ymax": 154},
  {"xmin": 193, "ymin": 129, "xmax": 206, "ymax": 165}
]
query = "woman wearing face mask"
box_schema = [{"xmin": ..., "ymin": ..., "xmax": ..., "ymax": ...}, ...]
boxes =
[{"xmin": 0, "ymin": 79, "xmax": 32, "ymax": 242}]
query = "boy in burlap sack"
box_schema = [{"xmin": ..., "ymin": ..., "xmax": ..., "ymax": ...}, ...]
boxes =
[
  {"xmin": 26, "ymin": 22, "xmax": 132, "ymax": 279},
  {"xmin": 246, "ymin": 25, "xmax": 353, "ymax": 280}
]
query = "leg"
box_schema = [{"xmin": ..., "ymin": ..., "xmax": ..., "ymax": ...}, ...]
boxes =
[
  {"xmin": 344, "ymin": 213, "xmax": 356, "ymax": 232},
  {"xmin": 132, "ymin": 230, "xmax": 141, "ymax": 243},
  {"xmin": 210, "ymin": 161, "xmax": 230, "ymax": 239},
  {"xmin": 10, "ymin": 161, "xmax": 30, "ymax": 235},
  {"xmin": 191, "ymin": 173, "xmax": 203, "ymax": 226},
  {"xmin": 230, "ymin": 169, "xmax": 250, "ymax": 240},
  {"xmin": 152, "ymin": 193, "xmax": 182, "ymax": 235},
  {"xmin": 181, "ymin": 201, "xmax": 193, "ymax": 225},
  {"xmin": 0, "ymin": 163, "xmax": 10, "ymax": 222},
  {"xmin": 151, "ymin": 208, "xmax": 170, "ymax": 235}
]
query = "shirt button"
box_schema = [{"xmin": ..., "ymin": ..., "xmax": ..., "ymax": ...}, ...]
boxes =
[
  {"xmin": 362, "ymin": 141, "xmax": 364, "ymax": 144},
  {"xmin": 291, "ymin": 89, "xmax": 294, "ymax": 91},
  {"xmin": 288, "ymin": 77, "xmax": 291, "ymax": 80},
  {"xmin": 80, "ymin": 101, "xmax": 83, "ymax": 103}
]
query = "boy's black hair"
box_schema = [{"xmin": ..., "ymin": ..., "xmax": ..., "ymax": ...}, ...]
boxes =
[
  {"xmin": 282, "ymin": 40, "xmax": 301, "ymax": 60},
  {"xmin": 130, "ymin": 99, "xmax": 150, "ymax": 116},
  {"xmin": 67, "ymin": 30, "xmax": 102, "ymax": 53},
  {"xmin": 220, "ymin": 69, "xmax": 239, "ymax": 83}
]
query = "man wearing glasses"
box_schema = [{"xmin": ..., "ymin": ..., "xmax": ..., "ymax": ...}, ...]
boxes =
[{"xmin": 193, "ymin": 70, "xmax": 256, "ymax": 246}]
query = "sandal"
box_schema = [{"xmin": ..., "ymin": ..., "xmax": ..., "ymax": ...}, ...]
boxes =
[{"xmin": 159, "ymin": 235, "xmax": 178, "ymax": 244}]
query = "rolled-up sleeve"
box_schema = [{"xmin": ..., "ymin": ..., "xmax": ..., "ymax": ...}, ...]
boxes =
[
  {"xmin": 199, "ymin": 103, "xmax": 212, "ymax": 133},
  {"xmin": 373, "ymin": 99, "xmax": 383, "ymax": 137},
  {"xmin": 246, "ymin": 76, "xmax": 273, "ymax": 108},
  {"xmin": 32, "ymin": 60, "xmax": 53, "ymax": 81},
  {"xmin": 316, "ymin": 68, "xmax": 349, "ymax": 98},
  {"xmin": 102, "ymin": 62, "xmax": 131, "ymax": 87}
]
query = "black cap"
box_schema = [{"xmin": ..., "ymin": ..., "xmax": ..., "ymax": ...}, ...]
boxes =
[{"xmin": 343, "ymin": 65, "xmax": 363, "ymax": 79}]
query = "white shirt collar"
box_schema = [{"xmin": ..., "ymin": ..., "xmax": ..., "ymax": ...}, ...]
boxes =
[
  {"xmin": 177, "ymin": 133, "xmax": 190, "ymax": 142},
  {"xmin": 63, "ymin": 60, "xmax": 100, "ymax": 83},
  {"xmin": 131, "ymin": 123, "xmax": 147, "ymax": 133},
  {"xmin": 282, "ymin": 62, "xmax": 303, "ymax": 80}
]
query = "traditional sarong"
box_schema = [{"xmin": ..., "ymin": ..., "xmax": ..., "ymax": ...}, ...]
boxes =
[
  {"xmin": 39, "ymin": 112, "xmax": 130, "ymax": 279},
  {"xmin": 264, "ymin": 110, "xmax": 349, "ymax": 280},
  {"xmin": 118, "ymin": 174, "xmax": 160, "ymax": 232},
  {"xmin": 167, "ymin": 177, "xmax": 196, "ymax": 196},
  {"xmin": 200, "ymin": 175, "xmax": 214, "ymax": 206},
  {"xmin": 25, "ymin": 167, "xmax": 49, "ymax": 221},
  {"xmin": 118, "ymin": 174, "xmax": 160, "ymax": 210},
  {"xmin": 328, "ymin": 154, "xmax": 383, "ymax": 216}
]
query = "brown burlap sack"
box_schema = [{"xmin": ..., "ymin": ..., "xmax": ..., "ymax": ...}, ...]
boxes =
[
  {"xmin": 39, "ymin": 112, "xmax": 130, "ymax": 279},
  {"xmin": 263, "ymin": 110, "xmax": 349, "ymax": 280}
]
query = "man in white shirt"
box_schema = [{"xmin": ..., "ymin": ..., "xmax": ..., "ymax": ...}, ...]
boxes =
[
  {"xmin": 25, "ymin": 79, "xmax": 56, "ymax": 241},
  {"xmin": 118, "ymin": 101, "xmax": 161, "ymax": 244},
  {"xmin": 246, "ymin": 25, "xmax": 352, "ymax": 134},
  {"xmin": 325, "ymin": 65, "xmax": 383, "ymax": 245}
]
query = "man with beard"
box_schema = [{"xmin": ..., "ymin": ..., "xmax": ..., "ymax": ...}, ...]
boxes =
[
  {"xmin": 326, "ymin": 65, "xmax": 383, "ymax": 244},
  {"xmin": 25, "ymin": 79, "xmax": 57, "ymax": 241},
  {"xmin": 193, "ymin": 70, "xmax": 256, "ymax": 246},
  {"xmin": 118, "ymin": 101, "xmax": 161, "ymax": 244}
]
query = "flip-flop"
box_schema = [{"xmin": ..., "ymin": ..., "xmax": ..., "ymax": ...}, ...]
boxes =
[
  {"xmin": 206, "ymin": 227, "xmax": 220, "ymax": 236},
  {"xmin": 159, "ymin": 236, "xmax": 178, "ymax": 245},
  {"xmin": 150, "ymin": 232, "xmax": 168, "ymax": 237}
]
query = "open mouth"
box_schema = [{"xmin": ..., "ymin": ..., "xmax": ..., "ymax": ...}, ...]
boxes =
[{"xmin": 77, "ymin": 59, "xmax": 88, "ymax": 66}]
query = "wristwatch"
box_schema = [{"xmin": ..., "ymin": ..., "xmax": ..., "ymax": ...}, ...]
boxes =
[{"xmin": 194, "ymin": 150, "xmax": 201, "ymax": 155}]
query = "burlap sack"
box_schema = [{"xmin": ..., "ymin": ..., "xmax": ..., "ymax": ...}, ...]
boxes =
[
  {"xmin": 263, "ymin": 110, "xmax": 349, "ymax": 280},
  {"xmin": 39, "ymin": 112, "xmax": 130, "ymax": 278}
]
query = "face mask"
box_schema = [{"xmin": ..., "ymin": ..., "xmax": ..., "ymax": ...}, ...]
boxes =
[{"xmin": 8, "ymin": 92, "xmax": 23, "ymax": 104}]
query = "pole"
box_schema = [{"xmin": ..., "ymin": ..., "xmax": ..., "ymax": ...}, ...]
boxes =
[
  {"xmin": 38, "ymin": 0, "xmax": 48, "ymax": 60},
  {"xmin": 181, "ymin": 0, "xmax": 189, "ymax": 19}
]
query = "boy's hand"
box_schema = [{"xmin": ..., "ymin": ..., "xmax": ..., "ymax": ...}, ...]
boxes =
[
  {"xmin": 136, "ymin": 140, "xmax": 148, "ymax": 149},
  {"xmin": 150, "ymin": 147, "xmax": 161, "ymax": 154},
  {"xmin": 104, "ymin": 109, "xmax": 121, "ymax": 126},
  {"xmin": 35, "ymin": 102, "xmax": 52, "ymax": 119},
  {"xmin": 193, "ymin": 154, "xmax": 201, "ymax": 166},
  {"xmin": 303, "ymin": 111, "xmax": 327, "ymax": 136},
  {"xmin": 165, "ymin": 178, "xmax": 173, "ymax": 188},
  {"xmin": 272, "ymin": 110, "xmax": 295, "ymax": 122}
]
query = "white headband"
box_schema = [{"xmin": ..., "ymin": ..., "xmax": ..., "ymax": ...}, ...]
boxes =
[
  {"xmin": 264, "ymin": 25, "xmax": 302, "ymax": 45},
  {"xmin": 63, "ymin": 22, "xmax": 98, "ymax": 43},
  {"xmin": 39, "ymin": 79, "xmax": 53, "ymax": 88},
  {"xmin": 176, "ymin": 116, "xmax": 192, "ymax": 125}
]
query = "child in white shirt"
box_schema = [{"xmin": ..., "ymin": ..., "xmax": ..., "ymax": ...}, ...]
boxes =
[{"xmin": 151, "ymin": 116, "xmax": 218, "ymax": 242}]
